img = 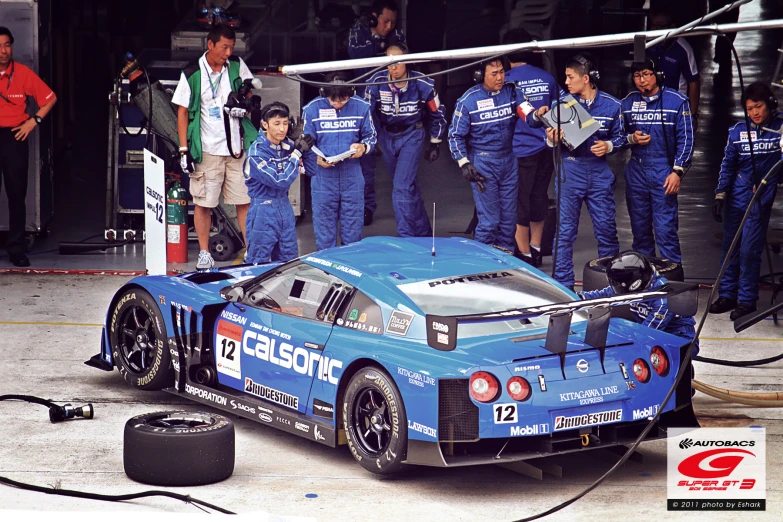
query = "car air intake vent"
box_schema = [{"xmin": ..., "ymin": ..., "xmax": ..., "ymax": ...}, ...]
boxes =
[
  {"xmin": 438, "ymin": 379, "xmax": 479, "ymax": 442},
  {"xmin": 183, "ymin": 272, "xmax": 234, "ymax": 284}
]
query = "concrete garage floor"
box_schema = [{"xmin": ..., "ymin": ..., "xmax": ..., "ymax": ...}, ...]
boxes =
[{"xmin": 1, "ymin": 276, "xmax": 782, "ymax": 521}]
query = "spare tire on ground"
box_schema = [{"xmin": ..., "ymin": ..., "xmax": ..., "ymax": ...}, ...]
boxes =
[{"xmin": 124, "ymin": 411, "xmax": 235, "ymax": 486}]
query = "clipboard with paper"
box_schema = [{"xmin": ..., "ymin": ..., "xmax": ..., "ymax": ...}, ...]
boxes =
[{"xmin": 312, "ymin": 146, "xmax": 357, "ymax": 164}]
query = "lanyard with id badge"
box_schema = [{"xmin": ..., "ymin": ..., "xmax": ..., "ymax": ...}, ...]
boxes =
[{"xmin": 205, "ymin": 62, "xmax": 224, "ymax": 120}]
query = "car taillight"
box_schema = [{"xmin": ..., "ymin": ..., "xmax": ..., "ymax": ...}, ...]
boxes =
[
  {"xmin": 633, "ymin": 358, "xmax": 650, "ymax": 383},
  {"xmin": 507, "ymin": 377, "xmax": 532, "ymax": 402},
  {"xmin": 470, "ymin": 372, "xmax": 499, "ymax": 403},
  {"xmin": 650, "ymin": 346, "xmax": 669, "ymax": 376}
]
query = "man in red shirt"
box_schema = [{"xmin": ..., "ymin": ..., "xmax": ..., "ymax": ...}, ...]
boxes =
[{"xmin": 0, "ymin": 26, "xmax": 56, "ymax": 267}]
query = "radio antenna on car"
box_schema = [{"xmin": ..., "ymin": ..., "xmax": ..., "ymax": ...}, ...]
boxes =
[{"xmin": 431, "ymin": 202, "xmax": 436, "ymax": 257}]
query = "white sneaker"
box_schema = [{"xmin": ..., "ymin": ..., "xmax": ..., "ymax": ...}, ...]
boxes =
[{"xmin": 196, "ymin": 250, "xmax": 215, "ymax": 270}]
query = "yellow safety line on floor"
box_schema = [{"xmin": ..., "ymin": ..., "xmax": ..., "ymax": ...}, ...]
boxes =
[
  {"xmin": 701, "ymin": 337, "xmax": 781, "ymax": 342},
  {"xmin": 232, "ymin": 248, "xmax": 247, "ymax": 265},
  {"xmin": 0, "ymin": 321, "xmax": 102, "ymax": 327}
]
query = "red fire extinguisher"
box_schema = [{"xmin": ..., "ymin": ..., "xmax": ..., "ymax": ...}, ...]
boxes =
[{"xmin": 166, "ymin": 175, "xmax": 188, "ymax": 263}]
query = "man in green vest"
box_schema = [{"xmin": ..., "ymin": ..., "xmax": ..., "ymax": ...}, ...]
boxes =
[{"xmin": 173, "ymin": 24, "xmax": 257, "ymax": 269}]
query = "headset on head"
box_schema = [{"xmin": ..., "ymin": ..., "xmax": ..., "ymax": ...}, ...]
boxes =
[
  {"xmin": 741, "ymin": 83, "xmax": 779, "ymax": 112},
  {"xmin": 472, "ymin": 59, "xmax": 504, "ymax": 85},
  {"xmin": 573, "ymin": 54, "xmax": 601, "ymax": 85},
  {"xmin": 320, "ymin": 72, "xmax": 355, "ymax": 99},
  {"xmin": 632, "ymin": 56, "xmax": 665, "ymax": 88},
  {"xmin": 369, "ymin": 0, "xmax": 397, "ymax": 29}
]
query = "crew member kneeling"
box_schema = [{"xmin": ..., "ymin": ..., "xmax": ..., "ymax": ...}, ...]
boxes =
[
  {"xmin": 448, "ymin": 59, "xmax": 531, "ymax": 251},
  {"xmin": 244, "ymin": 103, "xmax": 313, "ymax": 263},
  {"xmin": 579, "ymin": 251, "xmax": 698, "ymax": 353},
  {"xmin": 710, "ymin": 82, "xmax": 783, "ymax": 320}
]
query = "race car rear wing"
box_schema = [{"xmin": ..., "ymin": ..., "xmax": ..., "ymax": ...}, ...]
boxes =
[{"xmin": 425, "ymin": 281, "xmax": 698, "ymax": 353}]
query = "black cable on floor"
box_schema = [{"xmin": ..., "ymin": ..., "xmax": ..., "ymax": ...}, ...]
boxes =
[{"xmin": 0, "ymin": 395, "xmax": 235, "ymax": 515}]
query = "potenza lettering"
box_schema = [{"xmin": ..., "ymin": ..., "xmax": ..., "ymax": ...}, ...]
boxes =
[
  {"xmin": 428, "ymin": 271, "xmax": 513, "ymax": 288},
  {"xmin": 554, "ymin": 409, "xmax": 622, "ymax": 431}
]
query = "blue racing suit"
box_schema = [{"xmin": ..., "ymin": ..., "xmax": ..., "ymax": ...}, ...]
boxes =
[
  {"xmin": 243, "ymin": 133, "xmax": 301, "ymax": 263},
  {"xmin": 579, "ymin": 271, "xmax": 698, "ymax": 354},
  {"xmin": 302, "ymin": 95, "xmax": 377, "ymax": 250},
  {"xmin": 365, "ymin": 70, "xmax": 447, "ymax": 237},
  {"xmin": 348, "ymin": 19, "xmax": 406, "ymax": 213},
  {"xmin": 715, "ymin": 115, "xmax": 783, "ymax": 306},
  {"xmin": 621, "ymin": 86, "xmax": 694, "ymax": 263},
  {"xmin": 448, "ymin": 81, "xmax": 530, "ymax": 251},
  {"xmin": 529, "ymin": 90, "xmax": 624, "ymax": 288}
]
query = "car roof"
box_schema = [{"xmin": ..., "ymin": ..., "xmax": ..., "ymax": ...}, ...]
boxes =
[{"xmin": 302, "ymin": 236, "xmax": 520, "ymax": 287}]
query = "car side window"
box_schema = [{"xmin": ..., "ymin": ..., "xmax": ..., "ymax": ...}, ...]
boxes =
[
  {"xmin": 337, "ymin": 291, "xmax": 384, "ymax": 335},
  {"xmin": 245, "ymin": 263, "xmax": 343, "ymax": 321}
]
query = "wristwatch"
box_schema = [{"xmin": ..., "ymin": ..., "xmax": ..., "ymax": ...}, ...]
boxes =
[
  {"xmin": 673, "ymin": 166, "xmax": 685, "ymax": 178},
  {"xmin": 32, "ymin": 116, "xmax": 42, "ymax": 125}
]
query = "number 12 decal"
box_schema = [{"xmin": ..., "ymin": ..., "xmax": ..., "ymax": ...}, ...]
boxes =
[{"xmin": 493, "ymin": 403, "xmax": 518, "ymax": 424}]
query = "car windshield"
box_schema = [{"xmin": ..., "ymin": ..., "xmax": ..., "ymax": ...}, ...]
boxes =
[{"xmin": 398, "ymin": 269, "xmax": 586, "ymax": 338}]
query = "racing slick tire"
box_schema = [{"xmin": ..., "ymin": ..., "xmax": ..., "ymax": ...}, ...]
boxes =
[
  {"xmin": 343, "ymin": 367, "xmax": 408, "ymax": 475},
  {"xmin": 582, "ymin": 255, "xmax": 684, "ymax": 292},
  {"xmin": 124, "ymin": 411, "xmax": 235, "ymax": 486},
  {"xmin": 109, "ymin": 288, "xmax": 173, "ymax": 390}
]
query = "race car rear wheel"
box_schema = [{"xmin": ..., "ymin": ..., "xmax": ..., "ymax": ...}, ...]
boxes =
[
  {"xmin": 124, "ymin": 410, "xmax": 234, "ymax": 486},
  {"xmin": 109, "ymin": 288, "xmax": 172, "ymax": 390},
  {"xmin": 343, "ymin": 367, "xmax": 408, "ymax": 474}
]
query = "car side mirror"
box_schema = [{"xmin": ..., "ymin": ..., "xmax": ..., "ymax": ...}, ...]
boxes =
[{"xmin": 220, "ymin": 285, "xmax": 245, "ymax": 303}]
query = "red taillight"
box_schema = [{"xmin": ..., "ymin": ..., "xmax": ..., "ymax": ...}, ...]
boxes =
[
  {"xmin": 650, "ymin": 346, "xmax": 669, "ymax": 376},
  {"xmin": 633, "ymin": 358, "xmax": 650, "ymax": 383},
  {"xmin": 470, "ymin": 372, "xmax": 499, "ymax": 403},
  {"xmin": 507, "ymin": 377, "xmax": 532, "ymax": 402}
]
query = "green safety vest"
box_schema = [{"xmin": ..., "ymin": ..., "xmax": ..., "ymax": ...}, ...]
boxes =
[{"xmin": 184, "ymin": 56, "xmax": 258, "ymax": 163}]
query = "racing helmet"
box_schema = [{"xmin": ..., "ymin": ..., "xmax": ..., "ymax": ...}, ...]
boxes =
[{"xmin": 605, "ymin": 251, "xmax": 653, "ymax": 294}]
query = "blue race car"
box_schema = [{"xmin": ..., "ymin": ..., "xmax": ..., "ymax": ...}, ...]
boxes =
[{"xmin": 87, "ymin": 237, "xmax": 698, "ymax": 474}]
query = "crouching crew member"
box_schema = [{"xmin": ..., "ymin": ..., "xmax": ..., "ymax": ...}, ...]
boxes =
[
  {"xmin": 302, "ymin": 74, "xmax": 377, "ymax": 250},
  {"xmin": 448, "ymin": 59, "xmax": 531, "ymax": 251},
  {"xmin": 710, "ymin": 82, "xmax": 783, "ymax": 321},
  {"xmin": 365, "ymin": 43, "xmax": 446, "ymax": 237},
  {"xmin": 579, "ymin": 251, "xmax": 698, "ymax": 353},
  {"xmin": 244, "ymin": 103, "xmax": 313, "ymax": 263},
  {"xmin": 531, "ymin": 53, "xmax": 623, "ymax": 291},
  {"xmin": 621, "ymin": 57, "xmax": 694, "ymax": 265}
]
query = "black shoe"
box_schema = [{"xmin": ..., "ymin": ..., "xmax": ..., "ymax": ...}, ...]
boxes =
[
  {"xmin": 709, "ymin": 296, "xmax": 737, "ymax": 314},
  {"xmin": 730, "ymin": 304, "xmax": 756, "ymax": 321},
  {"xmin": 9, "ymin": 253, "xmax": 30, "ymax": 267},
  {"xmin": 530, "ymin": 248, "xmax": 543, "ymax": 267},
  {"xmin": 364, "ymin": 209, "xmax": 373, "ymax": 226},
  {"xmin": 514, "ymin": 251, "xmax": 535, "ymax": 266}
]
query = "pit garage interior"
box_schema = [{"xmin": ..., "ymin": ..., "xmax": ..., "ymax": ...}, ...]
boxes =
[{"xmin": 2, "ymin": 0, "xmax": 783, "ymax": 520}]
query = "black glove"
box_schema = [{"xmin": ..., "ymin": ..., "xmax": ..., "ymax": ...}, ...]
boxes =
[
  {"xmin": 461, "ymin": 162, "xmax": 487, "ymax": 192},
  {"xmin": 179, "ymin": 151, "xmax": 195, "ymax": 174},
  {"xmin": 424, "ymin": 141, "xmax": 440, "ymax": 162},
  {"xmin": 712, "ymin": 195, "xmax": 724, "ymax": 223},
  {"xmin": 294, "ymin": 134, "xmax": 314, "ymax": 154}
]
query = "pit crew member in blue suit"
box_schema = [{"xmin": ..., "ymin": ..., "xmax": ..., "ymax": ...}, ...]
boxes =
[
  {"xmin": 620, "ymin": 57, "xmax": 694, "ymax": 265},
  {"xmin": 348, "ymin": 0, "xmax": 405, "ymax": 224},
  {"xmin": 365, "ymin": 43, "xmax": 446, "ymax": 237},
  {"xmin": 503, "ymin": 28, "xmax": 557, "ymax": 266},
  {"xmin": 709, "ymin": 82, "xmax": 783, "ymax": 321},
  {"xmin": 243, "ymin": 103, "xmax": 313, "ymax": 263},
  {"xmin": 579, "ymin": 251, "xmax": 698, "ymax": 354},
  {"xmin": 530, "ymin": 53, "xmax": 624, "ymax": 290},
  {"xmin": 448, "ymin": 59, "xmax": 533, "ymax": 251},
  {"xmin": 302, "ymin": 75, "xmax": 377, "ymax": 250}
]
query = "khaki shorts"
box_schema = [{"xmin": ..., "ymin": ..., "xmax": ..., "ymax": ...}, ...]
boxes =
[{"xmin": 189, "ymin": 152, "xmax": 250, "ymax": 208}]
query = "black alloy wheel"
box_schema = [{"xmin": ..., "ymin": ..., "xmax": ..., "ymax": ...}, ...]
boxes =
[
  {"xmin": 109, "ymin": 288, "xmax": 172, "ymax": 390},
  {"xmin": 343, "ymin": 367, "xmax": 408, "ymax": 474}
]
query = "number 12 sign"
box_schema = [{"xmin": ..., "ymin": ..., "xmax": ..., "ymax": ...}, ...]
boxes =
[{"xmin": 143, "ymin": 149, "xmax": 167, "ymax": 275}]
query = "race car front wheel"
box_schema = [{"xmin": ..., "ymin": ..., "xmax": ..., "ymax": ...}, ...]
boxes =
[
  {"xmin": 109, "ymin": 288, "xmax": 172, "ymax": 390},
  {"xmin": 343, "ymin": 367, "xmax": 408, "ymax": 474},
  {"xmin": 124, "ymin": 411, "xmax": 234, "ymax": 486}
]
